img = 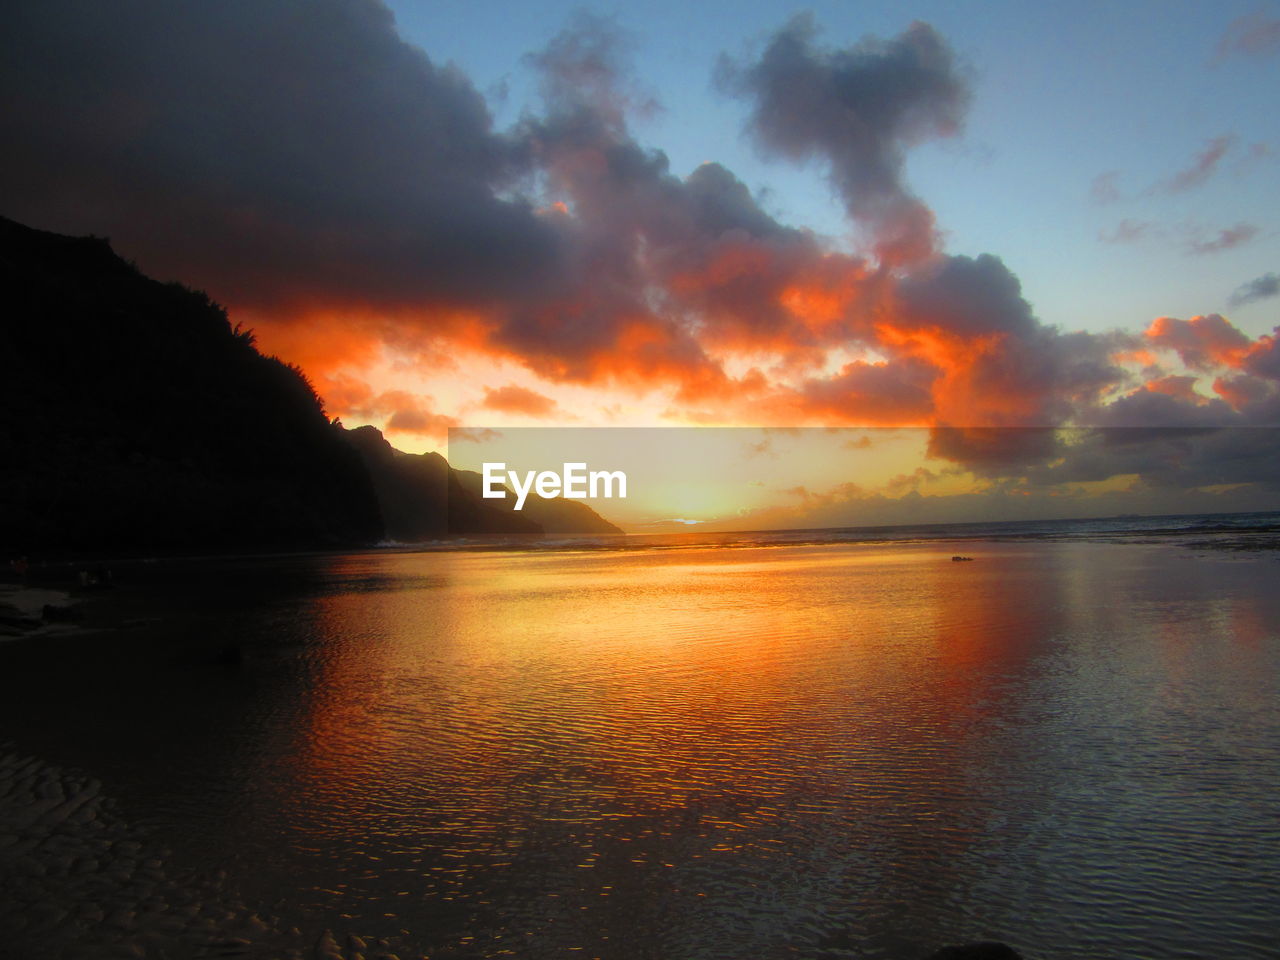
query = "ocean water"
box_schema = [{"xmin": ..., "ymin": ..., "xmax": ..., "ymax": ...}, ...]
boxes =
[{"xmin": 3, "ymin": 525, "xmax": 1279, "ymax": 959}]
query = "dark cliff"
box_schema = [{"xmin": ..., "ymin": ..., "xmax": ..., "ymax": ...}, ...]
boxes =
[
  {"xmin": 0, "ymin": 216, "xmax": 623, "ymax": 554},
  {"xmin": 0, "ymin": 216, "xmax": 383, "ymax": 553}
]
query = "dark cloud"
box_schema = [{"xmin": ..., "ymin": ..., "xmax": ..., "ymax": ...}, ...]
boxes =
[
  {"xmin": 682, "ymin": 162, "xmax": 794, "ymax": 240},
  {"xmin": 0, "ymin": 5, "xmax": 1135, "ymax": 432},
  {"xmin": 1026, "ymin": 427, "xmax": 1280, "ymax": 491},
  {"xmin": 3, "ymin": 2, "xmax": 1276, "ymax": 450},
  {"xmin": 886, "ymin": 256, "xmax": 1127, "ymax": 425},
  {"xmin": 925, "ymin": 428, "xmax": 1062, "ymax": 477},
  {"xmin": 925, "ymin": 422, "xmax": 1280, "ymax": 500},
  {"xmin": 1091, "ymin": 389, "xmax": 1241, "ymax": 428},
  {"xmin": 499, "ymin": 16, "xmax": 866, "ymax": 390},
  {"xmin": 1214, "ymin": 372, "xmax": 1279, "ymax": 412},
  {"xmin": 718, "ymin": 15, "xmax": 969, "ymax": 262},
  {"xmin": 1146, "ymin": 314, "xmax": 1252, "ymax": 370},
  {"xmin": 1228, "ymin": 272, "xmax": 1280, "ymax": 307},
  {"xmin": 523, "ymin": 11, "xmax": 657, "ymax": 132},
  {"xmin": 800, "ymin": 359, "xmax": 937, "ymax": 423},
  {"xmin": 893, "ymin": 254, "xmax": 1036, "ymax": 339},
  {"xmin": 1241, "ymin": 329, "xmax": 1280, "ymax": 381},
  {"xmin": 0, "ymin": 0, "xmax": 561, "ymax": 311}
]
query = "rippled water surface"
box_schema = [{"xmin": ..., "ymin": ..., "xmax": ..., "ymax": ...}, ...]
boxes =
[{"xmin": 5, "ymin": 539, "xmax": 1280, "ymax": 958}]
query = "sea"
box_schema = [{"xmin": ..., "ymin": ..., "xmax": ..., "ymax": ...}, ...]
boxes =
[{"xmin": 2, "ymin": 511, "xmax": 1278, "ymax": 959}]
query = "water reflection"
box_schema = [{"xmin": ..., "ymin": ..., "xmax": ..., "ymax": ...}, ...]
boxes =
[
  {"xmin": 217, "ymin": 542, "xmax": 1280, "ymax": 959},
  {"xmin": 2, "ymin": 543, "xmax": 1274, "ymax": 958}
]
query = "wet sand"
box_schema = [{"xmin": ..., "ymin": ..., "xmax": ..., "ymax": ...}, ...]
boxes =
[{"xmin": 0, "ymin": 748, "xmax": 408, "ymax": 959}]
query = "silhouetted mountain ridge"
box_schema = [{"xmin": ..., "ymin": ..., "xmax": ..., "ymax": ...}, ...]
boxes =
[
  {"xmin": 339, "ymin": 424, "xmax": 541, "ymax": 538},
  {"xmin": 0, "ymin": 215, "xmax": 622, "ymax": 553},
  {"xmin": 340, "ymin": 425, "xmax": 623, "ymax": 539},
  {"xmin": 452, "ymin": 468, "xmax": 623, "ymax": 535},
  {"xmin": 1, "ymin": 215, "xmax": 384, "ymax": 551}
]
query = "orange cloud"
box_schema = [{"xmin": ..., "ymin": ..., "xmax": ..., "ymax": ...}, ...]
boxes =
[
  {"xmin": 1241, "ymin": 329, "xmax": 1280, "ymax": 380},
  {"xmin": 313, "ymin": 383, "xmax": 458, "ymax": 440},
  {"xmin": 1145, "ymin": 314, "xmax": 1253, "ymax": 370},
  {"xmin": 1143, "ymin": 375, "xmax": 1202, "ymax": 403},
  {"xmin": 480, "ymin": 384, "xmax": 563, "ymax": 419},
  {"xmin": 1213, "ymin": 374, "xmax": 1272, "ymax": 411},
  {"xmin": 798, "ymin": 358, "xmax": 937, "ymax": 424},
  {"xmin": 12, "ymin": 0, "xmax": 1276, "ymax": 439},
  {"xmin": 248, "ymin": 312, "xmax": 385, "ymax": 377},
  {"xmin": 379, "ymin": 391, "xmax": 459, "ymax": 439},
  {"xmin": 1111, "ymin": 347, "xmax": 1158, "ymax": 367}
]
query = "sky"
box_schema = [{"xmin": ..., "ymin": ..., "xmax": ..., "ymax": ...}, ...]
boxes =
[
  {"xmin": 3, "ymin": 0, "xmax": 1279, "ymax": 521},
  {"xmin": 389, "ymin": 0, "xmax": 1278, "ymax": 336}
]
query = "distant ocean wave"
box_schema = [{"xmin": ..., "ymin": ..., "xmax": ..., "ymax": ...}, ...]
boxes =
[{"xmin": 391, "ymin": 510, "xmax": 1280, "ymax": 554}]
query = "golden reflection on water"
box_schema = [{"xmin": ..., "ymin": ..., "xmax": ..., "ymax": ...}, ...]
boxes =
[{"xmin": 253, "ymin": 541, "xmax": 1279, "ymax": 958}]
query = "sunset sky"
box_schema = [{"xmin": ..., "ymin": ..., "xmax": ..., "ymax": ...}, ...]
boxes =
[
  {"xmin": 450, "ymin": 426, "xmax": 1280, "ymax": 530},
  {"xmin": 4, "ymin": 0, "xmax": 1279, "ymax": 520}
]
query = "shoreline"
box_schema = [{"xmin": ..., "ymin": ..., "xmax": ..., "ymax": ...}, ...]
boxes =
[
  {"xmin": 5, "ymin": 508, "xmax": 1280, "ymax": 567},
  {"xmin": 0, "ymin": 583, "xmax": 87, "ymax": 642},
  {"xmin": 3, "ymin": 523, "xmax": 1277, "ymax": 610}
]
